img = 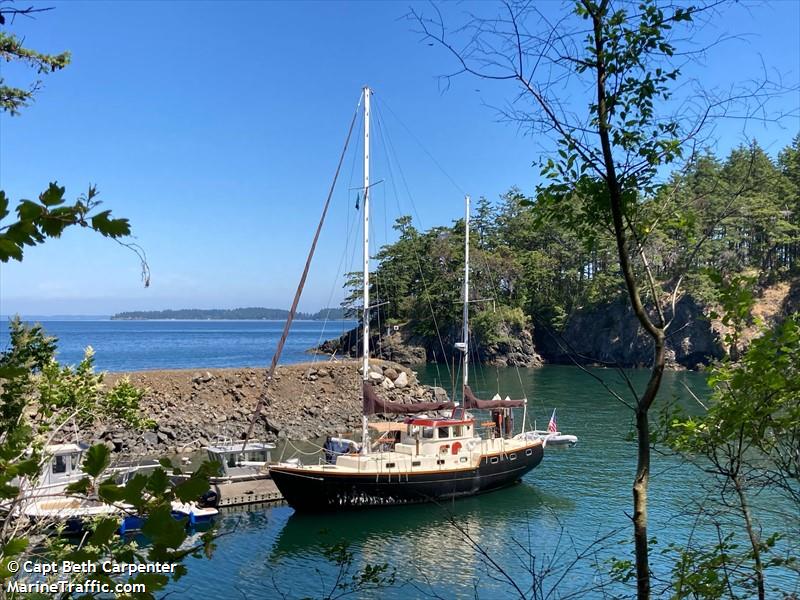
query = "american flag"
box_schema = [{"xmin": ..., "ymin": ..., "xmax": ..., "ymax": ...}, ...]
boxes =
[{"xmin": 547, "ymin": 409, "xmax": 558, "ymax": 433}]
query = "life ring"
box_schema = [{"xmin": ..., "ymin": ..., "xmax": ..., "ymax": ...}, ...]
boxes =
[
  {"xmin": 451, "ymin": 442, "xmax": 462, "ymax": 455},
  {"xmin": 439, "ymin": 444, "xmax": 450, "ymax": 454}
]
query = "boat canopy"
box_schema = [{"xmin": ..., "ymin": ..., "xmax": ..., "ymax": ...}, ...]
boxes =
[
  {"xmin": 363, "ymin": 382, "xmax": 455, "ymax": 415},
  {"xmin": 463, "ymin": 385, "xmax": 525, "ymax": 409}
]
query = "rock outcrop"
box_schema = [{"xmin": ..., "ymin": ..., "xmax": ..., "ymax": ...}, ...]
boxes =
[
  {"xmin": 314, "ymin": 321, "xmax": 542, "ymax": 368},
  {"xmin": 78, "ymin": 360, "xmax": 443, "ymax": 455},
  {"xmin": 534, "ymin": 294, "xmax": 725, "ymax": 369}
]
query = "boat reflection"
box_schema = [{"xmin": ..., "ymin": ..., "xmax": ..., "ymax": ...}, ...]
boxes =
[{"xmin": 272, "ymin": 481, "xmax": 572, "ymax": 551}]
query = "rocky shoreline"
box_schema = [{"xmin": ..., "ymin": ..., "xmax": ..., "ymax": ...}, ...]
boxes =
[{"xmin": 91, "ymin": 359, "xmax": 445, "ymax": 456}]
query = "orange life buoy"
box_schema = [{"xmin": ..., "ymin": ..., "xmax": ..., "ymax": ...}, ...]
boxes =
[{"xmin": 451, "ymin": 442, "xmax": 462, "ymax": 455}]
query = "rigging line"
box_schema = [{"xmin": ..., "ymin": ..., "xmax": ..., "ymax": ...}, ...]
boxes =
[
  {"xmin": 373, "ymin": 101, "xmax": 446, "ymax": 383},
  {"xmin": 471, "ymin": 227, "xmax": 533, "ymax": 409},
  {"xmin": 242, "ymin": 90, "xmax": 363, "ymax": 451},
  {"xmin": 313, "ymin": 203, "xmax": 362, "ymax": 365},
  {"xmin": 373, "ymin": 100, "xmax": 451, "ymax": 383},
  {"xmin": 375, "ymin": 96, "xmax": 466, "ymax": 196}
]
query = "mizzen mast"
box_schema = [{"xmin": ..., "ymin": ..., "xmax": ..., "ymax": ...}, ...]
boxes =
[{"xmin": 361, "ymin": 85, "xmax": 371, "ymax": 454}]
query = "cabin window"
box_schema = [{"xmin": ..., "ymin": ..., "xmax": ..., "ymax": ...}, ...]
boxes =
[
  {"xmin": 422, "ymin": 427, "xmax": 434, "ymax": 439},
  {"xmin": 69, "ymin": 454, "xmax": 81, "ymax": 470},
  {"xmin": 53, "ymin": 455, "xmax": 67, "ymax": 474},
  {"xmin": 459, "ymin": 457, "xmax": 468, "ymax": 463},
  {"xmin": 385, "ymin": 462, "xmax": 396, "ymax": 468},
  {"xmin": 453, "ymin": 426, "xmax": 463, "ymax": 437},
  {"xmin": 490, "ymin": 457, "xmax": 499, "ymax": 465},
  {"xmin": 510, "ymin": 453, "xmax": 517, "ymax": 461},
  {"xmin": 437, "ymin": 427, "xmax": 449, "ymax": 439},
  {"xmin": 227, "ymin": 454, "xmax": 237, "ymax": 468},
  {"xmin": 412, "ymin": 461, "xmax": 421, "ymax": 467},
  {"xmin": 436, "ymin": 459, "xmax": 445, "ymax": 465},
  {"xmin": 525, "ymin": 449, "xmax": 532, "ymax": 456}
]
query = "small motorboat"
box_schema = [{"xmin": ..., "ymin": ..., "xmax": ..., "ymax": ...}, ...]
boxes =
[
  {"xmin": 517, "ymin": 430, "xmax": 578, "ymax": 448},
  {"xmin": 517, "ymin": 409, "xmax": 578, "ymax": 448},
  {"xmin": 170, "ymin": 501, "xmax": 219, "ymax": 525}
]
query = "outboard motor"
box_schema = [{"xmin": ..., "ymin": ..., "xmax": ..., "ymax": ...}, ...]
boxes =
[{"xmin": 197, "ymin": 489, "xmax": 219, "ymax": 508}]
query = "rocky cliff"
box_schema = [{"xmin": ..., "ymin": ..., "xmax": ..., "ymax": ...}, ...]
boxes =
[
  {"xmin": 314, "ymin": 279, "xmax": 799, "ymax": 371},
  {"xmin": 314, "ymin": 322, "xmax": 543, "ymax": 368},
  {"xmin": 534, "ymin": 294, "xmax": 725, "ymax": 369}
]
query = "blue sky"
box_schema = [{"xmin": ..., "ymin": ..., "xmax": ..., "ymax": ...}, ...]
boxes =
[{"xmin": 1, "ymin": 0, "xmax": 798, "ymax": 316}]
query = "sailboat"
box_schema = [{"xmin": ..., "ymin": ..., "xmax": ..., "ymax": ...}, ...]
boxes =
[{"xmin": 268, "ymin": 88, "xmax": 544, "ymax": 510}]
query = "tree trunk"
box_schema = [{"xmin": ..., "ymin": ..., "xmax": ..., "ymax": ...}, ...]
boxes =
[
  {"xmin": 734, "ymin": 475, "xmax": 766, "ymax": 600},
  {"xmin": 633, "ymin": 336, "xmax": 666, "ymax": 599}
]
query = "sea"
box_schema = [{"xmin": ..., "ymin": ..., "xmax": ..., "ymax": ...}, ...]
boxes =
[{"xmin": 1, "ymin": 319, "xmax": 796, "ymax": 598}]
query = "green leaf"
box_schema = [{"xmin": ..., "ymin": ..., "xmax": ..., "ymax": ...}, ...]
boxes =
[
  {"xmin": 0, "ymin": 191, "xmax": 8, "ymax": 219},
  {"xmin": 65, "ymin": 476, "xmax": 92, "ymax": 495},
  {"xmin": 3, "ymin": 536, "xmax": 28, "ymax": 557},
  {"xmin": 39, "ymin": 182, "xmax": 66, "ymax": 206},
  {"xmin": 16, "ymin": 199, "xmax": 43, "ymax": 220},
  {"xmin": 0, "ymin": 238, "xmax": 23, "ymax": 261},
  {"xmin": 91, "ymin": 210, "xmax": 130, "ymax": 238},
  {"xmin": 174, "ymin": 474, "xmax": 210, "ymax": 503},
  {"xmin": 82, "ymin": 443, "xmax": 111, "ymax": 478},
  {"xmin": 142, "ymin": 504, "xmax": 187, "ymax": 549},
  {"xmin": 146, "ymin": 467, "xmax": 170, "ymax": 496},
  {"xmin": 91, "ymin": 516, "xmax": 121, "ymax": 546}
]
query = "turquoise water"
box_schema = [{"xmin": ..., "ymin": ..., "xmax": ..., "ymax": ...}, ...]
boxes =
[
  {"xmin": 171, "ymin": 365, "xmax": 796, "ymax": 599},
  {"xmin": 3, "ymin": 320, "xmax": 796, "ymax": 597}
]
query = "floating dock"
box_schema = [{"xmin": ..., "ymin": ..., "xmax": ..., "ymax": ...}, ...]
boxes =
[{"xmin": 213, "ymin": 477, "xmax": 283, "ymax": 507}]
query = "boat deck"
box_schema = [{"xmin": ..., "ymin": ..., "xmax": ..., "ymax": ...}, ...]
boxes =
[{"xmin": 214, "ymin": 478, "xmax": 283, "ymax": 507}]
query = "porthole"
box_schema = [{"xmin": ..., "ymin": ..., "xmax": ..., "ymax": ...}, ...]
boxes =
[
  {"xmin": 459, "ymin": 457, "xmax": 468, "ymax": 463},
  {"xmin": 412, "ymin": 461, "xmax": 421, "ymax": 467},
  {"xmin": 490, "ymin": 457, "xmax": 499, "ymax": 465},
  {"xmin": 525, "ymin": 449, "xmax": 532, "ymax": 456},
  {"xmin": 385, "ymin": 462, "xmax": 395, "ymax": 468},
  {"xmin": 510, "ymin": 453, "xmax": 517, "ymax": 461}
]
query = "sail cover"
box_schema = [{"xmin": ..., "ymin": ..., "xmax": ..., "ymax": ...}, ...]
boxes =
[
  {"xmin": 463, "ymin": 385, "xmax": 525, "ymax": 409},
  {"xmin": 362, "ymin": 382, "xmax": 455, "ymax": 415}
]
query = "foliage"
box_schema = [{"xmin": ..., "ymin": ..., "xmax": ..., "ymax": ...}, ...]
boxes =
[
  {"xmin": 346, "ymin": 139, "xmax": 798, "ymax": 360},
  {"xmin": 0, "ymin": 320, "xmax": 217, "ymax": 598},
  {"xmin": 104, "ymin": 377, "xmax": 156, "ymax": 429},
  {"xmin": 660, "ymin": 314, "xmax": 800, "ymax": 598},
  {"xmin": 410, "ymin": 1, "xmax": 797, "ymax": 598},
  {"xmin": 472, "ymin": 306, "xmax": 527, "ymax": 346},
  {"xmin": 0, "ymin": 11, "xmax": 70, "ymax": 116}
]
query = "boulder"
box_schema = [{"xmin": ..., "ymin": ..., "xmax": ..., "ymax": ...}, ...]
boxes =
[
  {"xmin": 394, "ymin": 371, "xmax": 409, "ymax": 388},
  {"xmin": 381, "ymin": 377, "xmax": 395, "ymax": 390},
  {"xmin": 383, "ymin": 367, "xmax": 399, "ymax": 381}
]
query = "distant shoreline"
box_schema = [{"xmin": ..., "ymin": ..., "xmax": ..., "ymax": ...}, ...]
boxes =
[{"xmin": 111, "ymin": 307, "xmax": 346, "ymax": 321}]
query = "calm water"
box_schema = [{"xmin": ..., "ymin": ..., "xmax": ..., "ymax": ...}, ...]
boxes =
[
  {"xmin": 0, "ymin": 319, "xmax": 357, "ymax": 371},
  {"xmin": 2, "ymin": 320, "xmax": 796, "ymax": 597}
]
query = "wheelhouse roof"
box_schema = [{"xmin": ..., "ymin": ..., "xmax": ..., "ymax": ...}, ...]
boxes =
[
  {"xmin": 44, "ymin": 443, "xmax": 88, "ymax": 455},
  {"xmin": 207, "ymin": 442, "xmax": 276, "ymax": 454},
  {"xmin": 406, "ymin": 418, "xmax": 474, "ymax": 427}
]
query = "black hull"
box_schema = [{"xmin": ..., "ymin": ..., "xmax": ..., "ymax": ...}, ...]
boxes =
[{"xmin": 269, "ymin": 443, "xmax": 544, "ymax": 512}]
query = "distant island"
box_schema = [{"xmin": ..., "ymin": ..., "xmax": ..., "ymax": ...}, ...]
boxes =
[{"xmin": 111, "ymin": 307, "xmax": 347, "ymax": 320}]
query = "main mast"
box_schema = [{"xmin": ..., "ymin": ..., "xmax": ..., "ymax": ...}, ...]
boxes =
[
  {"xmin": 462, "ymin": 195, "xmax": 470, "ymax": 393},
  {"xmin": 361, "ymin": 86, "xmax": 371, "ymax": 454}
]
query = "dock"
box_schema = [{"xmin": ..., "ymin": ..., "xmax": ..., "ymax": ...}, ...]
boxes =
[{"xmin": 213, "ymin": 477, "xmax": 283, "ymax": 507}]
